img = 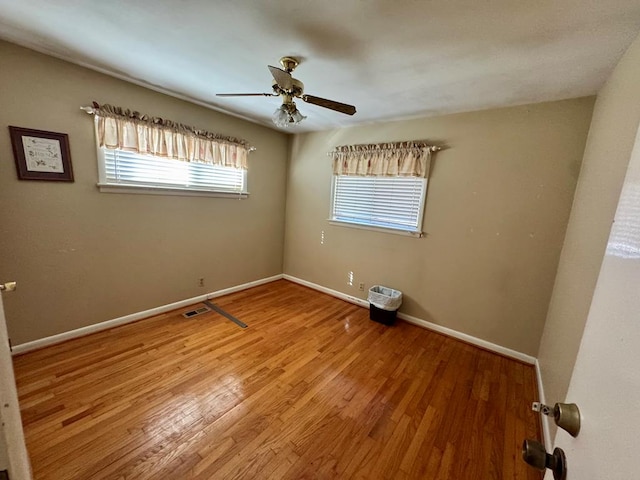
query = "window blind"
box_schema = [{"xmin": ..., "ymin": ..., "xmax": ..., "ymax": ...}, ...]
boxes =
[
  {"xmin": 331, "ymin": 176, "xmax": 426, "ymax": 232},
  {"xmin": 103, "ymin": 149, "xmax": 245, "ymax": 193}
]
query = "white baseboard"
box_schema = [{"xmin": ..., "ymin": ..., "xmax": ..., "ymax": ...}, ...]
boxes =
[
  {"xmin": 205, "ymin": 275, "xmax": 283, "ymax": 299},
  {"xmin": 12, "ymin": 274, "xmax": 284, "ymax": 355},
  {"xmin": 535, "ymin": 359, "xmax": 553, "ymax": 448},
  {"xmin": 282, "ymin": 275, "xmax": 370, "ymax": 308},
  {"xmin": 399, "ymin": 312, "xmax": 536, "ymax": 364},
  {"xmin": 283, "ymin": 274, "xmax": 536, "ymax": 365}
]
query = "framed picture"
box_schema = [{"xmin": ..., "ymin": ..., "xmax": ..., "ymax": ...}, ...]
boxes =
[{"xmin": 9, "ymin": 126, "xmax": 74, "ymax": 182}]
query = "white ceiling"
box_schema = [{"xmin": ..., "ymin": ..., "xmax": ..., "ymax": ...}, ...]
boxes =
[{"xmin": 1, "ymin": 0, "xmax": 640, "ymax": 132}]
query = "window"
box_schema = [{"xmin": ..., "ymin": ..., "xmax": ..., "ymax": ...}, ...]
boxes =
[
  {"xmin": 330, "ymin": 175, "xmax": 427, "ymax": 235},
  {"xmin": 83, "ymin": 102, "xmax": 251, "ymax": 198},
  {"xmin": 327, "ymin": 141, "xmax": 437, "ymax": 235},
  {"xmin": 97, "ymin": 148, "xmax": 247, "ymax": 197}
]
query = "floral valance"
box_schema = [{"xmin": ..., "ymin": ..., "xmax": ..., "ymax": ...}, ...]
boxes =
[
  {"xmin": 329, "ymin": 141, "xmax": 440, "ymax": 177},
  {"xmin": 82, "ymin": 102, "xmax": 252, "ymax": 170}
]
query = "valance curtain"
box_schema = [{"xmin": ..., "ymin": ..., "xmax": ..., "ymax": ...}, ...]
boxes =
[
  {"xmin": 84, "ymin": 103, "xmax": 251, "ymax": 170},
  {"xmin": 329, "ymin": 141, "xmax": 438, "ymax": 177}
]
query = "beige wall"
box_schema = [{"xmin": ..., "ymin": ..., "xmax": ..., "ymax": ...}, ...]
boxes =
[
  {"xmin": 1, "ymin": 37, "xmax": 620, "ymax": 366},
  {"xmin": 283, "ymin": 98, "xmax": 594, "ymax": 356},
  {"xmin": 538, "ymin": 32, "xmax": 640, "ymax": 431},
  {"xmin": 0, "ymin": 41, "xmax": 289, "ymax": 345}
]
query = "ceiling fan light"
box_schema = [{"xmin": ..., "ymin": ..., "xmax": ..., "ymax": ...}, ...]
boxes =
[
  {"xmin": 291, "ymin": 109, "xmax": 306, "ymax": 123},
  {"xmin": 272, "ymin": 105, "xmax": 290, "ymax": 128},
  {"xmin": 272, "ymin": 103, "xmax": 305, "ymax": 128}
]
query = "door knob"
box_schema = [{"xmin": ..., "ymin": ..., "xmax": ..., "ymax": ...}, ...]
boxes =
[
  {"xmin": 522, "ymin": 439, "xmax": 567, "ymax": 480},
  {"xmin": 0, "ymin": 282, "xmax": 17, "ymax": 292},
  {"xmin": 533, "ymin": 401, "xmax": 581, "ymax": 437},
  {"xmin": 554, "ymin": 403, "xmax": 581, "ymax": 437}
]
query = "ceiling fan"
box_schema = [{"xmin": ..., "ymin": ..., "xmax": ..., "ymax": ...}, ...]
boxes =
[{"xmin": 216, "ymin": 57, "xmax": 356, "ymax": 128}]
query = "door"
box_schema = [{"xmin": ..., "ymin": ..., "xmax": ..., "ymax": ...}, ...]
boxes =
[
  {"xmin": 0, "ymin": 285, "xmax": 32, "ymax": 479},
  {"xmin": 548, "ymin": 125, "xmax": 640, "ymax": 478}
]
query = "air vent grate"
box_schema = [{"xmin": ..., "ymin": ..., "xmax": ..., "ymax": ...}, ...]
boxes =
[{"xmin": 182, "ymin": 305, "xmax": 211, "ymax": 318}]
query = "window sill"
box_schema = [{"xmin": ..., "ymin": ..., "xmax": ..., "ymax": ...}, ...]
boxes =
[
  {"xmin": 328, "ymin": 220, "xmax": 424, "ymax": 237},
  {"xmin": 97, "ymin": 183, "xmax": 249, "ymax": 199}
]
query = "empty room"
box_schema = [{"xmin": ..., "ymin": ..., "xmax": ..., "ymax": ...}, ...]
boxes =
[{"xmin": 1, "ymin": 1, "xmax": 640, "ymax": 479}]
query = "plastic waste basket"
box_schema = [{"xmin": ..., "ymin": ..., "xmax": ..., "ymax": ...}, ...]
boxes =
[{"xmin": 368, "ymin": 285, "xmax": 402, "ymax": 325}]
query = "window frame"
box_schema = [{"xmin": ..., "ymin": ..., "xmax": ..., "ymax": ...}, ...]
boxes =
[
  {"xmin": 329, "ymin": 174, "xmax": 428, "ymax": 237},
  {"xmin": 95, "ymin": 146, "xmax": 249, "ymax": 199}
]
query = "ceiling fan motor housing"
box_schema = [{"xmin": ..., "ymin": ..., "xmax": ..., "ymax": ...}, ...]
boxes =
[{"xmin": 272, "ymin": 78, "xmax": 304, "ymax": 98}]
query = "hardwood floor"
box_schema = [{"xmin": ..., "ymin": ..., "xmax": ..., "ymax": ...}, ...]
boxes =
[{"xmin": 13, "ymin": 280, "xmax": 542, "ymax": 479}]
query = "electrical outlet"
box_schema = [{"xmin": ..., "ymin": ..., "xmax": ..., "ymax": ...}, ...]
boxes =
[
  {"xmin": 358, "ymin": 282, "xmax": 365, "ymax": 291},
  {"xmin": 198, "ymin": 278, "xmax": 205, "ymax": 287}
]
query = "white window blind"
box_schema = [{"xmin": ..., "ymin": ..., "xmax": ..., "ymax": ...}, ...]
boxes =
[
  {"xmin": 100, "ymin": 149, "xmax": 246, "ymax": 195},
  {"xmin": 331, "ymin": 176, "xmax": 427, "ymax": 234}
]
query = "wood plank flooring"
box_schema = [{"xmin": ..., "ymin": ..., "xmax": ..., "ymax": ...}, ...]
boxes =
[{"xmin": 13, "ymin": 280, "xmax": 542, "ymax": 479}]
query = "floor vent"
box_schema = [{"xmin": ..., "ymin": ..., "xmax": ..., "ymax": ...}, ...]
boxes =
[{"xmin": 182, "ymin": 305, "xmax": 211, "ymax": 318}]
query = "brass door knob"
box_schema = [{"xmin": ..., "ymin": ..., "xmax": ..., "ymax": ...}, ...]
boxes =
[
  {"xmin": 554, "ymin": 403, "xmax": 581, "ymax": 437},
  {"xmin": 522, "ymin": 439, "xmax": 567, "ymax": 480},
  {"xmin": 533, "ymin": 401, "xmax": 581, "ymax": 437}
]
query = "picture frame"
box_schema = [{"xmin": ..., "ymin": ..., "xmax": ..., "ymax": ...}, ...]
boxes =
[{"xmin": 9, "ymin": 126, "xmax": 74, "ymax": 182}]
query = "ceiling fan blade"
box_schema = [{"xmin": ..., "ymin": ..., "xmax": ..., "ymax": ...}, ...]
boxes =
[
  {"xmin": 268, "ymin": 65, "xmax": 293, "ymax": 90},
  {"xmin": 216, "ymin": 93, "xmax": 277, "ymax": 97},
  {"xmin": 301, "ymin": 95, "xmax": 356, "ymax": 116}
]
